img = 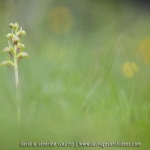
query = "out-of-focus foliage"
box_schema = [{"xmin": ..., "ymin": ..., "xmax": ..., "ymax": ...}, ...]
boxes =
[{"xmin": 0, "ymin": 0, "xmax": 150, "ymax": 150}]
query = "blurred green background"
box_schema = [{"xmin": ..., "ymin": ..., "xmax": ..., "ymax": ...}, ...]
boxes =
[{"xmin": 0, "ymin": 0, "xmax": 150, "ymax": 149}]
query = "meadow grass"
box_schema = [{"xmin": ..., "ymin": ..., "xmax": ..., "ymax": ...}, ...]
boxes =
[{"xmin": 0, "ymin": 1, "xmax": 150, "ymax": 150}]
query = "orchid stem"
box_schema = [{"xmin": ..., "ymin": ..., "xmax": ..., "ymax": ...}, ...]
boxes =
[
  {"xmin": 14, "ymin": 44, "xmax": 20, "ymax": 126},
  {"xmin": 14, "ymin": 45, "xmax": 19, "ymax": 88}
]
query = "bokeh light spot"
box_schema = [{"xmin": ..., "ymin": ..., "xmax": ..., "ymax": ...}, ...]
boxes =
[
  {"xmin": 48, "ymin": 6, "xmax": 73, "ymax": 34},
  {"xmin": 122, "ymin": 62, "xmax": 139, "ymax": 78},
  {"xmin": 139, "ymin": 38, "xmax": 150, "ymax": 64}
]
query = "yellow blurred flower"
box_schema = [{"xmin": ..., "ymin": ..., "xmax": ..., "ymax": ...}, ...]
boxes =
[
  {"xmin": 48, "ymin": 6, "xmax": 73, "ymax": 34},
  {"xmin": 139, "ymin": 38, "xmax": 150, "ymax": 64},
  {"xmin": 122, "ymin": 62, "xmax": 138, "ymax": 78}
]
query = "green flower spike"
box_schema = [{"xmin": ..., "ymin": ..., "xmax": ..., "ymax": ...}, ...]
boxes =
[{"xmin": 1, "ymin": 22, "xmax": 29, "ymax": 84}]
